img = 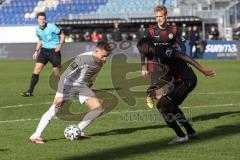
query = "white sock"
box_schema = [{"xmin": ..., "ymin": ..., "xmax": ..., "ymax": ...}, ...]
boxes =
[
  {"xmin": 78, "ymin": 107, "xmax": 104, "ymax": 131},
  {"xmin": 33, "ymin": 105, "xmax": 59, "ymax": 137}
]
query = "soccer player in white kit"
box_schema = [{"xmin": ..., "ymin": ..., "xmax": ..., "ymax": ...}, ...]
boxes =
[{"xmin": 30, "ymin": 41, "xmax": 112, "ymax": 144}]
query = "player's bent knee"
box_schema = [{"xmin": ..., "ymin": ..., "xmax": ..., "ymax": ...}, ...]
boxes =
[
  {"xmin": 53, "ymin": 71, "xmax": 59, "ymax": 76},
  {"xmin": 33, "ymin": 68, "xmax": 42, "ymax": 74},
  {"xmin": 156, "ymin": 97, "xmax": 167, "ymax": 108},
  {"xmin": 84, "ymin": 97, "xmax": 102, "ymax": 110},
  {"xmin": 53, "ymin": 68, "xmax": 60, "ymax": 77},
  {"xmin": 156, "ymin": 96, "xmax": 175, "ymax": 113},
  {"xmin": 34, "ymin": 65, "xmax": 44, "ymax": 74}
]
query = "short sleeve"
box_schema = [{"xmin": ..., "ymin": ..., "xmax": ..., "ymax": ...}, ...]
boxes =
[
  {"xmin": 51, "ymin": 23, "xmax": 60, "ymax": 34},
  {"xmin": 36, "ymin": 29, "xmax": 40, "ymax": 37},
  {"xmin": 36, "ymin": 29, "xmax": 41, "ymax": 40},
  {"xmin": 36, "ymin": 33, "xmax": 39, "ymax": 37}
]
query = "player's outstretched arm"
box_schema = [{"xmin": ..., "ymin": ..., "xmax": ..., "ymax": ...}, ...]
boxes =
[{"xmin": 175, "ymin": 52, "xmax": 216, "ymax": 78}]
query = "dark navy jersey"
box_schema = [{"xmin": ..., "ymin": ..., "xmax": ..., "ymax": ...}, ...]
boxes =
[
  {"xmin": 141, "ymin": 24, "xmax": 185, "ymax": 66},
  {"xmin": 143, "ymin": 24, "xmax": 195, "ymax": 80},
  {"xmin": 146, "ymin": 24, "xmax": 186, "ymax": 53}
]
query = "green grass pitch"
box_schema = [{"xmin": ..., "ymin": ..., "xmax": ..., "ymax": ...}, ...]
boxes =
[{"xmin": 0, "ymin": 59, "xmax": 239, "ymax": 160}]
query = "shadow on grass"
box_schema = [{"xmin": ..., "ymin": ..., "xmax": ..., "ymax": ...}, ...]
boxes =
[
  {"xmin": 44, "ymin": 125, "xmax": 165, "ymax": 142},
  {"xmin": 46, "ymin": 111, "xmax": 240, "ymax": 142},
  {"xmin": 192, "ymin": 111, "xmax": 240, "ymax": 122},
  {"xmin": 45, "ymin": 135, "xmax": 91, "ymax": 142},
  {"xmin": 42, "ymin": 125, "xmax": 164, "ymax": 143},
  {"xmin": 91, "ymin": 124, "xmax": 166, "ymax": 137},
  {"xmin": 44, "ymin": 137, "xmax": 66, "ymax": 142},
  {"xmin": 0, "ymin": 148, "xmax": 10, "ymax": 152},
  {"xmin": 91, "ymin": 111, "xmax": 240, "ymax": 137},
  {"xmin": 60, "ymin": 123, "xmax": 240, "ymax": 160}
]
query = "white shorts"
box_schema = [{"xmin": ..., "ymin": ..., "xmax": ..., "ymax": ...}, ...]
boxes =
[{"xmin": 55, "ymin": 84, "xmax": 95, "ymax": 104}]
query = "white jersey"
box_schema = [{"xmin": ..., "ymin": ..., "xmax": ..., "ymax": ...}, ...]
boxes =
[{"xmin": 57, "ymin": 51, "xmax": 104, "ymax": 96}]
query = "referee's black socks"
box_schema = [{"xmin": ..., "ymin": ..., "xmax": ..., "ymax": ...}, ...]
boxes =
[{"xmin": 28, "ymin": 73, "xmax": 39, "ymax": 93}]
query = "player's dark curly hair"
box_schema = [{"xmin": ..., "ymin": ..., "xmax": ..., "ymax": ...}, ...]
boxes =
[
  {"xmin": 137, "ymin": 38, "xmax": 155, "ymax": 60},
  {"xmin": 96, "ymin": 41, "xmax": 113, "ymax": 55}
]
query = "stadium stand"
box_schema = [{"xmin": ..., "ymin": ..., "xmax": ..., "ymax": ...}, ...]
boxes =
[
  {"xmin": 96, "ymin": 0, "xmax": 157, "ymax": 14},
  {"xmin": 0, "ymin": 0, "xmax": 109, "ymax": 25},
  {"xmin": 0, "ymin": 0, "xmax": 177, "ymax": 25}
]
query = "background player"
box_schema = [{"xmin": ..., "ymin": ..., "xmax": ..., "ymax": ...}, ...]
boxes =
[
  {"xmin": 137, "ymin": 38, "xmax": 216, "ymax": 144},
  {"xmin": 21, "ymin": 12, "xmax": 65, "ymax": 97},
  {"xmin": 140, "ymin": 5, "xmax": 188, "ymax": 108},
  {"xmin": 30, "ymin": 41, "xmax": 112, "ymax": 144}
]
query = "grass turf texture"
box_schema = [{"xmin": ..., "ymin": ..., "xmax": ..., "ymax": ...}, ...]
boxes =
[{"xmin": 0, "ymin": 59, "xmax": 239, "ymax": 160}]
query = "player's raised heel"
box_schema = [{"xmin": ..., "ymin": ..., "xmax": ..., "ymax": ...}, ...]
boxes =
[
  {"xmin": 168, "ymin": 135, "xmax": 189, "ymax": 145},
  {"xmin": 29, "ymin": 135, "xmax": 45, "ymax": 144},
  {"xmin": 146, "ymin": 96, "xmax": 154, "ymax": 108},
  {"xmin": 21, "ymin": 91, "xmax": 33, "ymax": 97}
]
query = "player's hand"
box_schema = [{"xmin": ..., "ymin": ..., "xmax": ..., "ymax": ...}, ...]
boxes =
[
  {"xmin": 55, "ymin": 44, "xmax": 62, "ymax": 53},
  {"xmin": 32, "ymin": 51, "xmax": 38, "ymax": 60},
  {"xmin": 53, "ymin": 96, "xmax": 64, "ymax": 108},
  {"xmin": 201, "ymin": 67, "xmax": 216, "ymax": 78},
  {"xmin": 141, "ymin": 65, "xmax": 149, "ymax": 77}
]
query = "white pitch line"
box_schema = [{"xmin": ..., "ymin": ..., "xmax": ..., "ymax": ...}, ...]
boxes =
[
  {"xmin": 0, "ymin": 102, "xmax": 52, "ymax": 109},
  {"xmin": 182, "ymin": 103, "xmax": 240, "ymax": 109},
  {"xmin": 1, "ymin": 90, "xmax": 240, "ymax": 110},
  {"xmin": 0, "ymin": 103, "xmax": 239, "ymax": 124},
  {"xmin": 0, "ymin": 117, "xmax": 58, "ymax": 123},
  {"xmin": 0, "ymin": 118, "xmax": 40, "ymax": 123}
]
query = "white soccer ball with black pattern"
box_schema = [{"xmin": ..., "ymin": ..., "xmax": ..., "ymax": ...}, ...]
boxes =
[{"xmin": 64, "ymin": 125, "xmax": 82, "ymax": 140}]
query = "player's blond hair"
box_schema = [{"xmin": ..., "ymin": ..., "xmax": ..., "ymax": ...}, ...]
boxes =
[{"xmin": 154, "ymin": 5, "xmax": 167, "ymax": 15}]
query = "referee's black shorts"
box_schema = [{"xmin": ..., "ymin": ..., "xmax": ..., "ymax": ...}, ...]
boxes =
[{"xmin": 36, "ymin": 48, "xmax": 61, "ymax": 68}]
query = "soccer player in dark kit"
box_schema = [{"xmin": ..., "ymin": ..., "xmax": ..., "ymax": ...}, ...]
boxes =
[
  {"xmin": 141, "ymin": 5, "xmax": 188, "ymax": 108},
  {"xmin": 138, "ymin": 37, "xmax": 216, "ymax": 144},
  {"xmin": 138, "ymin": 5, "xmax": 216, "ymax": 144}
]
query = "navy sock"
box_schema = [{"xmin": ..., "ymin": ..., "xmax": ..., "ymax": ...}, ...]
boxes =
[
  {"xmin": 160, "ymin": 110, "xmax": 186, "ymax": 137},
  {"xmin": 173, "ymin": 107, "xmax": 195, "ymax": 135}
]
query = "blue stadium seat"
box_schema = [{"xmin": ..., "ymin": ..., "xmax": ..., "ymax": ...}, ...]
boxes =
[{"xmin": 0, "ymin": 0, "xmax": 175, "ymax": 25}]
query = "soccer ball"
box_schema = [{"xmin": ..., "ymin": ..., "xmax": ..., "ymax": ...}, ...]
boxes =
[{"xmin": 64, "ymin": 124, "xmax": 82, "ymax": 140}]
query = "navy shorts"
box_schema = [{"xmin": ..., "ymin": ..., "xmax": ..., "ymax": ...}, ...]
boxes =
[
  {"xmin": 164, "ymin": 75, "xmax": 197, "ymax": 106},
  {"xmin": 36, "ymin": 48, "xmax": 61, "ymax": 68}
]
